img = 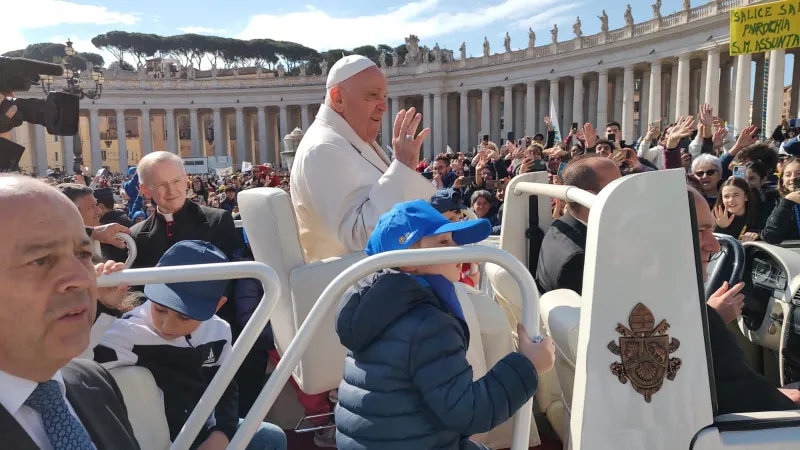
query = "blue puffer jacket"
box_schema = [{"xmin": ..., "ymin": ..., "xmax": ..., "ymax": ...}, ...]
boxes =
[{"xmin": 334, "ymin": 270, "xmax": 539, "ymax": 450}]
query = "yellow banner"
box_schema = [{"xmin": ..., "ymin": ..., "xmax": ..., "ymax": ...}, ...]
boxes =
[{"xmin": 730, "ymin": 0, "xmax": 800, "ymax": 55}]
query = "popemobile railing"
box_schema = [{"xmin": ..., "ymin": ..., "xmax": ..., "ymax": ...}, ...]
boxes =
[
  {"xmin": 114, "ymin": 233, "xmax": 137, "ymax": 268},
  {"xmin": 97, "ymin": 245, "xmax": 542, "ymax": 450}
]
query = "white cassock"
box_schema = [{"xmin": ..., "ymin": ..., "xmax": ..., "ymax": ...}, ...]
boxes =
[{"xmin": 291, "ymin": 104, "xmax": 436, "ymax": 261}]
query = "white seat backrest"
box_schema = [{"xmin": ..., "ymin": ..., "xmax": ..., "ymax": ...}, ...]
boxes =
[
  {"xmin": 238, "ymin": 188, "xmax": 366, "ymax": 394},
  {"xmin": 498, "ymin": 171, "xmax": 553, "ymax": 264},
  {"xmin": 109, "ymin": 366, "xmax": 170, "ymax": 450},
  {"xmin": 540, "ymin": 289, "xmax": 581, "ymax": 408},
  {"xmin": 237, "ymin": 188, "xmax": 306, "ymax": 357}
]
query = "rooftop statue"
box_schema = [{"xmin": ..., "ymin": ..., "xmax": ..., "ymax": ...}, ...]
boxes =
[
  {"xmin": 405, "ymin": 34, "xmax": 421, "ymax": 65},
  {"xmin": 460, "ymin": 42, "xmax": 467, "ymax": 60},
  {"xmin": 683, "ymin": 0, "xmax": 691, "ymax": 10},
  {"xmin": 551, "ymin": 24, "xmax": 559, "ymax": 44},
  {"xmin": 574, "ymin": 17, "xmax": 582, "ymax": 39},
  {"xmin": 299, "ymin": 62, "xmax": 306, "ymax": 76},
  {"xmin": 653, "ymin": 0, "xmax": 662, "ymax": 20},
  {"xmin": 379, "ymin": 51, "xmax": 387, "ymax": 67},
  {"xmin": 391, "ymin": 49, "xmax": 399, "ymax": 67},
  {"xmin": 433, "ymin": 43, "xmax": 441, "ymax": 62},
  {"xmin": 276, "ymin": 63, "xmax": 285, "ymax": 77},
  {"xmin": 504, "ymin": 32, "xmax": 511, "ymax": 53},
  {"xmin": 319, "ymin": 59, "xmax": 328, "ymax": 76},
  {"xmin": 625, "ymin": 4, "xmax": 634, "ymax": 27},
  {"xmin": 528, "ymin": 28, "xmax": 536, "ymax": 49},
  {"xmin": 483, "ymin": 37, "xmax": 490, "ymax": 57},
  {"xmin": 599, "ymin": 10, "xmax": 609, "ymax": 33}
]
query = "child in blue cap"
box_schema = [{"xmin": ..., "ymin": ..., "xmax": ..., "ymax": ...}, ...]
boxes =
[
  {"xmin": 91, "ymin": 240, "xmax": 287, "ymax": 450},
  {"xmin": 334, "ymin": 200, "xmax": 555, "ymax": 450}
]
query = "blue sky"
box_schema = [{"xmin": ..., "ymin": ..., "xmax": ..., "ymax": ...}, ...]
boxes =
[{"xmin": 5, "ymin": 0, "xmax": 794, "ymax": 89}]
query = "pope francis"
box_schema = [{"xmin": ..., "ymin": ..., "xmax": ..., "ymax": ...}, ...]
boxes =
[{"xmin": 291, "ymin": 55, "xmax": 436, "ymax": 261}]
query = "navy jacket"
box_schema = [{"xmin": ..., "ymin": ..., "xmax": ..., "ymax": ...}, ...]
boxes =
[{"xmin": 335, "ymin": 270, "xmax": 539, "ymax": 450}]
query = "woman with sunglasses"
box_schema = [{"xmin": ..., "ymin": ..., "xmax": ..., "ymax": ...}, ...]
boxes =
[
  {"xmin": 761, "ymin": 157, "xmax": 800, "ymax": 244},
  {"xmin": 692, "ymin": 154, "xmax": 723, "ymax": 208}
]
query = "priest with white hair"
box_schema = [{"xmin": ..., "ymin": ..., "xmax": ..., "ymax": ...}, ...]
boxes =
[{"xmin": 291, "ymin": 55, "xmax": 436, "ymax": 261}]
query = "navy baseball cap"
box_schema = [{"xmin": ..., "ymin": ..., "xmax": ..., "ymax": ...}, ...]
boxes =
[
  {"xmin": 430, "ymin": 189, "xmax": 467, "ymax": 213},
  {"xmin": 365, "ymin": 199, "xmax": 491, "ymax": 256},
  {"xmin": 144, "ymin": 240, "xmax": 229, "ymax": 321}
]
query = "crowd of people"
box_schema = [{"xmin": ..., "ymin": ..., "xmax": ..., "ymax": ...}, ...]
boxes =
[{"xmin": 1, "ymin": 52, "xmax": 800, "ymax": 450}]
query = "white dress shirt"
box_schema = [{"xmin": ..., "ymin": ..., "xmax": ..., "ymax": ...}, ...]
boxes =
[{"xmin": 0, "ymin": 369, "xmax": 96, "ymax": 450}]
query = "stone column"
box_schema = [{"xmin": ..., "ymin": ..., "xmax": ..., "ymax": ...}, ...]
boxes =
[
  {"xmin": 140, "ymin": 109, "xmax": 152, "ymax": 155},
  {"xmin": 514, "ymin": 89, "xmax": 525, "ymax": 138},
  {"xmin": 165, "ymin": 109, "xmax": 178, "ymax": 154},
  {"xmin": 537, "ymin": 84, "xmax": 548, "ymax": 132},
  {"xmin": 460, "ymin": 91, "xmax": 469, "ymax": 152},
  {"xmin": 441, "ymin": 94, "xmax": 449, "ymax": 150},
  {"xmin": 525, "ymin": 82, "xmax": 536, "ymax": 136},
  {"xmin": 640, "ymin": 73, "xmax": 651, "ymax": 136},
  {"xmin": 699, "ymin": 57, "xmax": 708, "ymax": 107},
  {"xmin": 279, "ymin": 104, "xmax": 289, "ymax": 144},
  {"xmin": 423, "ymin": 94, "xmax": 432, "ymax": 158},
  {"xmin": 469, "ymin": 96, "xmax": 479, "ymax": 149},
  {"xmin": 390, "ymin": 96, "xmax": 401, "ymax": 124},
  {"xmin": 791, "ymin": 57, "xmax": 800, "ymax": 116},
  {"xmin": 734, "ymin": 53, "xmax": 753, "ymax": 135},
  {"xmin": 503, "ymin": 86, "xmax": 513, "ymax": 140},
  {"xmin": 705, "ymin": 48, "xmax": 721, "ymax": 112},
  {"xmin": 719, "ymin": 64, "xmax": 732, "ymax": 120},
  {"xmin": 88, "ymin": 109, "xmax": 102, "ymax": 172},
  {"xmin": 116, "ymin": 109, "xmax": 128, "ymax": 173},
  {"xmin": 613, "ymin": 75, "xmax": 623, "ymax": 121},
  {"xmin": 63, "ymin": 135, "xmax": 74, "ymax": 173},
  {"xmin": 235, "ymin": 106, "xmax": 246, "ymax": 163},
  {"xmin": 29, "ymin": 124, "xmax": 48, "ymax": 176},
  {"xmin": 189, "ymin": 108, "xmax": 200, "ymax": 157},
  {"xmin": 648, "ymin": 60, "xmax": 663, "ymax": 127},
  {"xmin": 268, "ymin": 108, "xmax": 279, "ymax": 165},
  {"xmin": 588, "ymin": 78, "xmax": 598, "ymax": 127},
  {"xmin": 563, "ymin": 81, "xmax": 574, "ymax": 133},
  {"xmin": 572, "ymin": 74, "xmax": 584, "ymax": 126},
  {"xmin": 669, "ymin": 63, "xmax": 678, "ymax": 120},
  {"xmin": 766, "ymin": 49, "xmax": 786, "ymax": 133},
  {"xmin": 549, "ymin": 78, "xmax": 560, "ymax": 135},
  {"xmin": 622, "ymin": 65, "xmax": 635, "ymax": 142},
  {"xmin": 433, "ymin": 93, "xmax": 443, "ymax": 154},
  {"xmin": 490, "ymin": 92, "xmax": 501, "ymax": 142},
  {"xmin": 212, "ymin": 108, "xmax": 224, "ymax": 157},
  {"xmin": 597, "ymin": 69, "xmax": 609, "ymax": 130},
  {"xmin": 752, "ymin": 57, "xmax": 765, "ymax": 127},
  {"xmin": 300, "ymin": 104, "xmax": 310, "ymax": 131},
  {"xmin": 481, "ymin": 88, "xmax": 491, "ymax": 140},
  {"xmin": 676, "ymin": 54, "xmax": 691, "ymax": 120},
  {"xmin": 257, "ymin": 107, "xmax": 268, "ymax": 164}
]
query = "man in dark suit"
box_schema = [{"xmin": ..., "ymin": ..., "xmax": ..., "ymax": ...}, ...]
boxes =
[
  {"xmin": 536, "ymin": 154, "xmax": 620, "ymax": 294},
  {"xmin": 129, "ymin": 152, "xmax": 236, "ymax": 269},
  {"xmin": 0, "ymin": 175, "xmax": 139, "ymax": 450}
]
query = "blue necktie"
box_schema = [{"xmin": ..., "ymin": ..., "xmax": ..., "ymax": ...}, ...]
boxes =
[{"xmin": 24, "ymin": 380, "xmax": 93, "ymax": 450}]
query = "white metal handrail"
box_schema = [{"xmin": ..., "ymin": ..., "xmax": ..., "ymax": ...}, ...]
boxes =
[
  {"xmin": 114, "ymin": 233, "xmax": 137, "ymax": 269},
  {"xmin": 513, "ymin": 182, "xmax": 596, "ymax": 209},
  {"xmin": 96, "ymin": 261, "xmax": 280, "ymax": 450},
  {"xmin": 231, "ymin": 246, "xmax": 540, "ymax": 450}
]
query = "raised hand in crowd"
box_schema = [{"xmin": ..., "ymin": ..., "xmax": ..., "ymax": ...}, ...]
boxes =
[
  {"xmin": 644, "ymin": 123, "xmax": 661, "ymax": 142},
  {"xmin": 712, "ymin": 127, "xmax": 729, "ymax": 150},
  {"xmin": 729, "ymin": 124, "xmax": 759, "ymax": 157},
  {"xmin": 392, "ymin": 107, "xmax": 430, "ymax": 169},
  {"xmin": 583, "ymin": 123, "xmax": 597, "ymax": 149},
  {"xmin": 95, "ymin": 260, "xmax": 129, "ymax": 310},
  {"xmin": 92, "ymin": 222, "xmax": 130, "ymax": 248},
  {"xmin": 707, "ymin": 281, "xmax": 745, "ymax": 324},
  {"xmin": 665, "ymin": 115, "xmax": 696, "ymax": 149},
  {"xmin": 713, "ymin": 204, "xmax": 735, "ymax": 229},
  {"xmin": 699, "ymin": 103, "xmax": 714, "ymax": 129},
  {"xmin": 543, "ymin": 116, "xmax": 553, "ymax": 131}
]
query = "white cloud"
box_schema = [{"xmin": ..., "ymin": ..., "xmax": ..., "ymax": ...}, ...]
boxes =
[
  {"xmin": 177, "ymin": 27, "xmax": 228, "ymax": 34},
  {"xmin": 0, "ymin": 0, "xmax": 139, "ymax": 54},
  {"xmin": 237, "ymin": 0, "xmax": 578, "ymax": 50}
]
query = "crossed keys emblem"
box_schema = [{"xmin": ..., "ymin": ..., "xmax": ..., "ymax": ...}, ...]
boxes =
[{"xmin": 607, "ymin": 303, "xmax": 682, "ymax": 403}]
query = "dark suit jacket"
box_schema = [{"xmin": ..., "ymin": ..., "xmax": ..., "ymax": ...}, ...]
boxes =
[
  {"xmin": 127, "ymin": 199, "xmax": 236, "ymax": 269},
  {"xmin": 0, "ymin": 359, "xmax": 140, "ymax": 450},
  {"xmin": 535, "ymin": 213, "xmax": 586, "ymax": 295}
]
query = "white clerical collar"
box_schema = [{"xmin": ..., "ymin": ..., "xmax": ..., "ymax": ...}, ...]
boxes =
[
  {"xmin": 569, "ymin": 211, "xmax": 588, "ymax": 227},
  {"xmin": 0, "ymin": 368, "xmax": 66, "ymax": 416},
  {"xmin": 157, "ymin": 206, "xmax": 174, "ymax": 222}
]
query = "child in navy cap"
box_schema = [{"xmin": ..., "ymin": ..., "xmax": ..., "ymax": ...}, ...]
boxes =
[
  {"xmin": 90, "ymin": 240, "xmax": 287, "ymax": 450},
  {"xmin": 334, "ymin": 200, "xmax": 555, "ymax": 450}
]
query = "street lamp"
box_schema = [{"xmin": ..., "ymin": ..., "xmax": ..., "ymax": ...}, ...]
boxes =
[{"xmin": 40, "ymin": 39, "xmax": 106, "ymax": 174}]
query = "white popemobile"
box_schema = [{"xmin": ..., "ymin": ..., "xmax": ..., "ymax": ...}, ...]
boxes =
[{"xmin": 97, "ymin": 168, "xmax": 800, "ymax": 450}]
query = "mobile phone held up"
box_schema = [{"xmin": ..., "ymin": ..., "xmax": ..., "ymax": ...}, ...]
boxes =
[
  {"xmin": 421, "ymin": 172, "xmax": 434, "ymax": 180},
  {"xmin": 486, "ymin": 179, "xmax": 507, "ymax": 190},
  {"xmin": 557, "ymin": 162, "xmax": 568, "ymax": 177},
  {"xmin": 733, "ymin": 165, "xmax": 746, "ymax": 179}
]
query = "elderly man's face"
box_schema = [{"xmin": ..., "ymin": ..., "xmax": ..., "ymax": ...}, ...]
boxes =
[
  {"xmin": 141, "ymin": 160, "xmax": 187, "ymax": 214},
  {"xmin": 75, "ymin": 193, "xmax": 101, "ymax": 227},
  {"xmin": 332, "ymin": 66, "xmax": 387, "ymax": 142},
  {"xmin": 692, "ymin": 190, "xmax": 721, "ymax": 281},
  {"xmin": 0, "ymin": 188, "xmax": 97, "ymax": 380}
]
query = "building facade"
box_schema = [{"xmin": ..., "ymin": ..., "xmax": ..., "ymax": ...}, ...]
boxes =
[{"xmin": 6, "ymin": 0, "xmax": 800, "ymax": 175}]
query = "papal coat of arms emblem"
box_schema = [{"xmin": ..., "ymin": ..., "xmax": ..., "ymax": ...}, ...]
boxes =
[{"xmin": 608, "ymin": 303, "xmax": 682, "ymax": 402}]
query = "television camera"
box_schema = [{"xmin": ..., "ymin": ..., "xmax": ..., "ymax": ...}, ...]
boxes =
[{"xmin": 0, "ymin": 56, "xmax": 80, "ymax": 172}]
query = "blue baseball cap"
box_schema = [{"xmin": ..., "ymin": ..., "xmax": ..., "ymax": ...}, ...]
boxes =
[
  {"xmin": 144, "ymin": 240, "xmax": 229, "ymax": 321},
  {"xmin": 430, "ymin": 189, "xmax": 467, "ymax": 213},
  {"xmin": 783, "ymin": 136, "xmax": 800, "ymax": 157},
  {"xmin": 365, "ymin": 199, "xmax": 491, "ymax": 256}
]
